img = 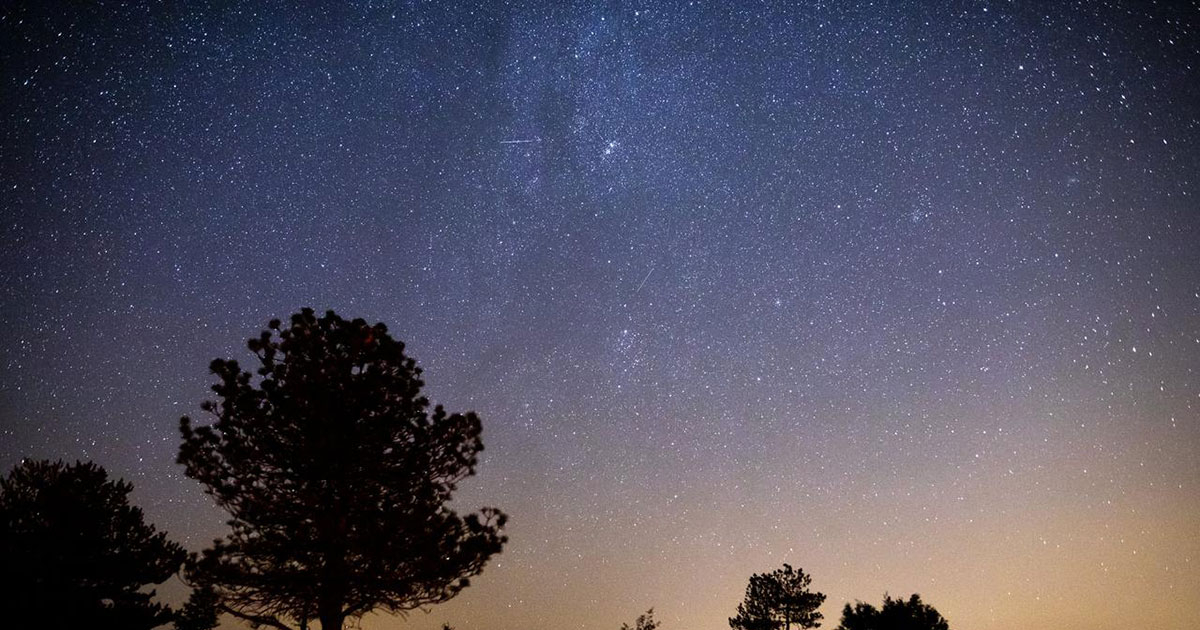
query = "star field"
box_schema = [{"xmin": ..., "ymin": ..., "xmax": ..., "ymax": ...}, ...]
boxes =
[{"xmin": 2, "ymin": 2, "xmax": 1199, "ymax": 629}]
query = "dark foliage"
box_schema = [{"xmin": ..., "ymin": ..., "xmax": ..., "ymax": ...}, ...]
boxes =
[
  {"xmin": 174, "ymin": 584, "xmax": 221, "ymax": 630},
  {"xmin": 178, "ymin": 308, "xmax": 507, "ymax": 630},
  {"xmin": 621, "ymin": 608, "xmax": 661, "ymax": 630},
  {"xmin": 729, "ymin": 564, "xmax": 826, "ymax": 630},
  {"xmin": 836, "ymin": 594, "xmax": 949, "ymax": 630},
  {"xmin": 0, "ymin": 459, "xmax": 186, "ymax": 630}
]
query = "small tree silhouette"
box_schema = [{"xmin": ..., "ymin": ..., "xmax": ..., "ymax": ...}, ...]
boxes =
[
  {"xmin": 836, "ymin": 594, "xmax": 949, "ymax": 630},
  {"xmin": 0, "ymin": 459, "xmax": 186, "ymax": 630},
  {"xmin": 178, "ymin": 308, "xmax": 507, "ymax": 630},
  {"xmin": 621, "ymin": 608, "xmax": 661, "ymax": 630},
  {"xmin": 729, "ymin": 564, "xmax": 826, "ymax": 630},
  {"xmin": 174, "ymin": 584, "xmax": 221, "ymax": 630}
]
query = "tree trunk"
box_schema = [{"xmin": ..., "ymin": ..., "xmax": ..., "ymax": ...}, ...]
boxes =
[
  {"xmin": 317, "ymin": 583, "xmax": 345, "ymax": 630},
  {"xmin": 318, "ymin": 574, "xmax": 346, "ymax": 630},
  {"xmin": 320, "ymin": 610, "xmax": 344, "ymax": 630},
  {"xmin": 318, "ymin": 524, "xmax": 348, "ymax": 630}
]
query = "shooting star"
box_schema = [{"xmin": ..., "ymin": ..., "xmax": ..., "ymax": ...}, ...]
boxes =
[
  {"xmin": 634, "ymin": 268, "xmax": 653, "ymax": 294},
  {"xmin": 499, "ymin": 138, "xmax": 542, "ymax": 145}
]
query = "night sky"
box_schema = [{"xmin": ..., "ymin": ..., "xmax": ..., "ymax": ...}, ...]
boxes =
[{"xmin": 2, "ymin": 2, "xmax": 1199, "ymax": 629}]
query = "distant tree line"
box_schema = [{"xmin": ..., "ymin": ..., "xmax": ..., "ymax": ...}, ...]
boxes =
[
  {"xmin": 619, "ymin": 565, "xmax": 950, "ymax": 630},
  {"xmin": 723, "ymin": 564, "xmax": 950, "ymax": 630},
  {"xmin": 724, "ymin": 561, "xmax": 950, "ymax": 628}
]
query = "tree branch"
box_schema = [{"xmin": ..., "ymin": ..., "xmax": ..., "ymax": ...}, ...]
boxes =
[{"xmin": 219, "ymin": 604, "xmax": 296, "ymax": 630}]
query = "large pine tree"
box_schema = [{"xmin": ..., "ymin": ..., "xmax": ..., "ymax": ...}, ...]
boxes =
[{"xmin": 178, "ymin": 309, "xmax": 507, "ymax": 630}]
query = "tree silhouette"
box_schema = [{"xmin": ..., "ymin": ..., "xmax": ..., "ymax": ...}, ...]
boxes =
[
  {"xmin": 729, "ymin": 564, "xmax": 826, "ymax": 630},
  {"xmin": 621, "ymin": 608, "xmax": 661, "ymax": 630},
  {"xmin": 0, "ymin": 459, "xmax": 186, "ymax": 630},
  {"xmin": 178, "ymin": 308, "xmax": 508, "ymax": 630},
  {"xmin": 173, "ymin": 585, "xmax": 221, "ymax": 630},
  {"xmin": 835, "ymin": 594, "xmax": 949, "ymax": 630}
]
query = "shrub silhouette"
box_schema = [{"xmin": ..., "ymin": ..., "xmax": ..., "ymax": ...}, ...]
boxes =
[{"xmin": 836, "ymin": 594, "xmax": 949, "ymax": 630}]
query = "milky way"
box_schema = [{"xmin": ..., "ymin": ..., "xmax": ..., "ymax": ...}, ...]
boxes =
[{"xmin": 2, "ymin": 2, "xmax": 1198, "ymax": 629}]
